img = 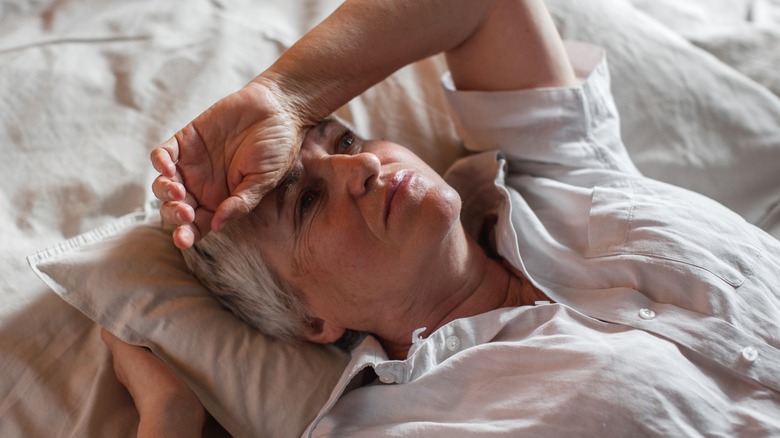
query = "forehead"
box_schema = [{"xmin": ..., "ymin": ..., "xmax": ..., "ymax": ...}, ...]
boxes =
[{"xmin": 250, "ymin": 118, "xmax": 343, "ymax": 246}]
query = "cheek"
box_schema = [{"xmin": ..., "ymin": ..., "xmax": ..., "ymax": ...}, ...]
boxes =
[
  {"xmin": 318, "ymin": 224, "xmax": 385, "ymax": 274},
  {"xmin": 306, "ymin": 222, "xmax": 403, "ymax": 298},
  {"xmin": 297, "ymin": 221, "xmax": 371, "ymax": 282},
  {"xmin": 299, "ymin": 245, "xmax": 377, "ymax": 318},
  {"xmin": 432, "ymin": 183, "xmax": 462, "ymax": 216},
  {"xmin": 413, "ymin": 181, "xmax": 462, "ymax": 240}
]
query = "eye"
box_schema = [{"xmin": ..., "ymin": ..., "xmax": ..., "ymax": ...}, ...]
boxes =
[
  {"xmin": 298, "ymin": 189, "xmax": 319, "ymax": 219},
  {"xmin": 337, "ymin": 129, "xmax": 358, "ymax": 154}
]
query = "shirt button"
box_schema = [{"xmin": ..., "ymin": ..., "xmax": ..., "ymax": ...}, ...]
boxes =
[
  {"xmin": 445, "ymin": 335, "xmax": 461, "ymax": 352},
  {"xmin": 741, "ymin": 346, "xmax": 759, "ymax": 363},
  {"xmin": 378, "ymin": 372, "xmax": 396, "ymax": 384},
  {"xmin": 638, "ymin": 308, "xmax": 656, "ymax": 320}
]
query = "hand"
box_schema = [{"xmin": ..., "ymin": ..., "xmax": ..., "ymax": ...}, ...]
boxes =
[
  {"xmin": 151, "ymin": 78, "xmax": 303, "ymax": 249},
  {"xmin": 151, "ymin": 0, "xmax": 570, "ymax": 251},
  {"xmin": 101, "ymin": 328, "xmax": 206, "ymax": 437}
]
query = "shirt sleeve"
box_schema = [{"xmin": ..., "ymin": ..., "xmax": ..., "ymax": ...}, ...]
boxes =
[{"xmin": 441, "ymin": 41, "xmax": 640, "ymax": 175}]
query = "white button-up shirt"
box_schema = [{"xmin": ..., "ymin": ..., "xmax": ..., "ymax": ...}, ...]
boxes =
[{"xmin": 304, "ymin": 43, "xmax": 780, "ymax": 437}]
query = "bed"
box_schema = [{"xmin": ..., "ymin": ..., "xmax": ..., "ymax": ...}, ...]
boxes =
[{"xmin": 2, "ymin": 0, "xmax": 779, "ymax": 436}]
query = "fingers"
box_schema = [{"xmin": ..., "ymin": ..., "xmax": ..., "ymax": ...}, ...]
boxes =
[
  {"xmin": 154, "ymin": 172, "xmax": 194, "ymax": 225},
  {"xmin": 100, "ymin": 327, "xmax": 121, "ymax": 350},
  {"xmin": 100, "ymin": 328, "xmax": 145, "ymax": 388},
  {"xmin": 153, "ymin": 180, "xmax": 212, "ymax": 249},
  {"xmin": 152, "ymin": 166, "xmax": 193, "ymax": 236},
  {"xmin": 100, "ymin": 328, "xmax": 149, "ymax": 359},
  {"xmin": 150, "ymin": 137, "xmax": 180, "ymax": 178},
  {"xmin": 174, "ymin": 207, "xmax": 213, "ymax": 249},
  {"xmin": 160, "ymin": 201, "xmax": 195, "ymax": 227},
  {"xmin": 152, "ymin": 174, "xmax": 186, "ymax": 204},
  {"xmin": 173, "ymin": 225, "xmax": 198, "ymax": 250},
  {"xmin": 153, "ymin": 174, "xmax": 198, "ymax": 240}
]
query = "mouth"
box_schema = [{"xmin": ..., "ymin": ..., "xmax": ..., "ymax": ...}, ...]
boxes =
[{"xmin": 385, "ymin": 170, "xmax": 411, "ymax": 226}]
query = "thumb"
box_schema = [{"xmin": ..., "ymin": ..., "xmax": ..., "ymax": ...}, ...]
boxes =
[{"xmin": 210, "ymin": 179, "xmax": 272, "ymax": 232}]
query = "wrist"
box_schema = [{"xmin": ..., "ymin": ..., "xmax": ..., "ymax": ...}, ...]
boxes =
[{"xmin": 248, "ymin": 72, "xmax": 321, "ymax": 130}]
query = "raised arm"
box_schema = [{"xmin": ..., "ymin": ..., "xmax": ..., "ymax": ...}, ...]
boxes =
[
  {"xmin": 151, "ymin": 0, "xmax": 573, "ymax": 248},
  {"xmin": 445, "ymin": 0, "xmax": 575, "ymax": 91},
  {"xmin": 262, "ymin": 0, "xmax": 574, "ymax": 119}
]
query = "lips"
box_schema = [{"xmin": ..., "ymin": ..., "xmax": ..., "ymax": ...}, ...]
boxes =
[{"xmin": 385, "ymin": 170, "xmax": 411, "ymax": 225}]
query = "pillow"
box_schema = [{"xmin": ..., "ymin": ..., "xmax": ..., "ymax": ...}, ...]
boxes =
[{"xmin": 27, "ymin": 204, "xmax": 349, "ymax": 438}]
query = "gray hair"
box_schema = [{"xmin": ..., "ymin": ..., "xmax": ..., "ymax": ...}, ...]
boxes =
[
  {"xmin": 181, "ymin": 208, "xmax": 367, "ymax": 350},
  {"xmin": 181, "ymin": 211, "xmax": 311, "ymax": 343}
]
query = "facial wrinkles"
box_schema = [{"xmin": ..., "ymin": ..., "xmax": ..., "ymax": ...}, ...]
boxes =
[
  {"xmin": 256, "ymin": 172, "xmax": 309, "ymax": 286},
  {"xmin": 275, "ymin": 163, "xmax": 302, "ymax": 223},
  {"xmin": 287, "ymin": 139, "xmax": 337, "ymax": 281},
  {"xmin": 290, "ymin": 185, "xmax": 323, "ymax": 280},
  {"xmin": 288, "ymin": 153, "xmax": 375, "ymax": 290},
  {"xmin": 273, "ymin": 118, "xmax": 332, "ymax": 225},
  {"xmin": 281, "ymin": 119, "xmax": 383, "ymax": 287}
]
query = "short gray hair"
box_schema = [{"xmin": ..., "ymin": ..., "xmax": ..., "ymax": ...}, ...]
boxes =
[
  {"xmin": 181, "ymin": 211, "xmax": 311, "ymax": 343},
  {"xmin": 181, "ymin": 209, "xmax": 367, "ymax": 350}
]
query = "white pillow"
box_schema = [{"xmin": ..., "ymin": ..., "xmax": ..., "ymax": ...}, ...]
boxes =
[{"xmin": 27, "ymin": 204, "xmax": 349, "ymax": 438}]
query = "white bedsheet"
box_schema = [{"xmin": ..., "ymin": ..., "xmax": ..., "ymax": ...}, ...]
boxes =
[{"xmin": 2, "ymin": 0, "xmax": 779, "ymax": 436}]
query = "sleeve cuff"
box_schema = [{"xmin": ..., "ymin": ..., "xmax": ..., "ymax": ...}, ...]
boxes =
[{"xmin": 440, "ymin": 42, "xmax": 615, "ymax": 157}]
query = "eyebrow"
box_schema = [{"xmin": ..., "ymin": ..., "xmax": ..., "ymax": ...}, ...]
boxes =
[
  {"xmin": 275, "ymin": 164, "xmax": 302, "ymax": 223},
  {"xmin": 317, "ymin": 117, "xmax": 336, "ymax": 140},
  {"xmin": 273, "ymin": 118, "xmax": 336, "ymax": 223}
]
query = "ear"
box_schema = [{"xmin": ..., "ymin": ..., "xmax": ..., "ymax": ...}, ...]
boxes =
[{"xmin": 302, "ymin": 318, "xmax": 346, "ymax": 344}]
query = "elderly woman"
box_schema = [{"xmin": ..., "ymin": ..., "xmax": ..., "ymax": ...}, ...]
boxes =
[{"xmin": 103, "ymin": 0, "xmax": 780, "ymax": 436}]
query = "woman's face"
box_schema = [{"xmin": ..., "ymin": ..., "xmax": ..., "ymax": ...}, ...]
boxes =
[{"xmin": 253, "ymin": 119, "xmax": 465, "ymax": 343}]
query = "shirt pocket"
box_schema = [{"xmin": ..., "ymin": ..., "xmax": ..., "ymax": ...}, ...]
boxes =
[{"xmin": 585, "ymin": 179, "xmax": 763, "ymax": 287}]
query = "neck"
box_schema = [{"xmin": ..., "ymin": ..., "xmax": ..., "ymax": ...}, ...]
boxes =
[{"xmin": 381, "ymin": 232, "xmax": 547, "ymax": 359}]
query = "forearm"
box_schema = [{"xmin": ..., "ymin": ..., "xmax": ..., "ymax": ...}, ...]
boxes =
[
  {"xmin": 256, "ymin": 0, "xmax": 495, "ymax": 126},
  {"xmin": 136, "ymin": 394, "xmax": 205, "ymax": 438},
  {"xmin": 257, "ymin": 0, "xmax": 575, "ymax": 126}
]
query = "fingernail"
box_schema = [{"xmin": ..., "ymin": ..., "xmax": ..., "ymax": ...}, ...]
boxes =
[{"xmin": 176, "ymin": 211, "xmax": 183, "ymax": 222}]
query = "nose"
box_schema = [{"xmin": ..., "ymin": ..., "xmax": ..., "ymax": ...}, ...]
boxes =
[{"xmin": 327, "ymin": 152, "xmax": 381, "ymax": 197}]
